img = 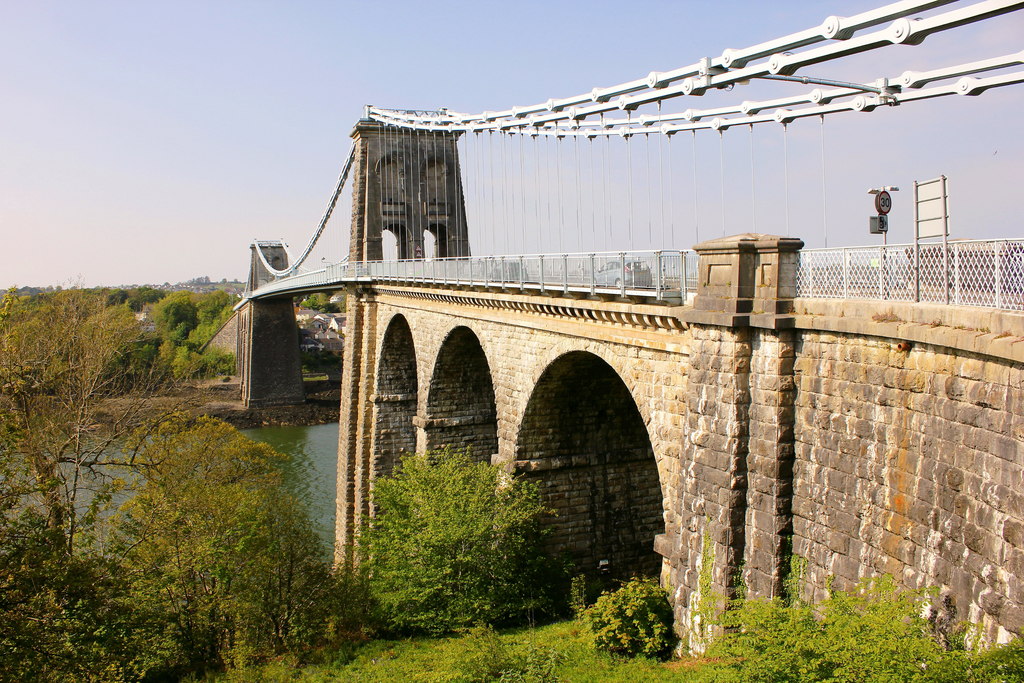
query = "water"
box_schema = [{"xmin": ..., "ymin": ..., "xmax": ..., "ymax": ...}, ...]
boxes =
[{"xmin": 241, "ymin": 422, "xmax": 339, "ymax": 544}]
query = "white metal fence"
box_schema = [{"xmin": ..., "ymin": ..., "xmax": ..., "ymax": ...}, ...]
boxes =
[
  {"xmin": 797, "ymin": 239, "xmax": 1024, "ymax": 311},
  {"xmin": 250, "ymin": 250, "xmax": 699, "ymax": 302}
]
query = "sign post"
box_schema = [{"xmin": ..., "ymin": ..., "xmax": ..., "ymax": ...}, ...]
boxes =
[
  {"xmin": 868, "ymin": 186, "xmax": 898, "ymax": 245},
  {"xmin": 913, "ymin": 176, "xmax": 951, "ymax": 304},
  {"xmin": 868, "ymin": 185, "xmax": 898, "ymax": 298}
]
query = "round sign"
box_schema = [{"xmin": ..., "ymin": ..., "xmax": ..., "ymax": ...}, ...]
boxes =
[{"xmin": 875, "ymin": 190, "xmax": 892, "ymax": 215}]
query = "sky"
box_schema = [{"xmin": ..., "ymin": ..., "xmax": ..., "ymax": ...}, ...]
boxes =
[{"xmin": 2, "ymin": 1, "xmax": 1022, "ymax": 287}]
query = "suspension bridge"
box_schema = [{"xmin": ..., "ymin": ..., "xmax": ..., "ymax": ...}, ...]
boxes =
[{"xmin": 231, "ymin": 1, "xmax": 1024, "ymax": 647}]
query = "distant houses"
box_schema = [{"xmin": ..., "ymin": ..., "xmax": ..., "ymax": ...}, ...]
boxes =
[
  {"xmin": 133, "ymin": 310, "xmax": 156, "ymax": 333},
  {"xmin": 296, "ymin": 308, "xmax": 345, "ymax": 355}
]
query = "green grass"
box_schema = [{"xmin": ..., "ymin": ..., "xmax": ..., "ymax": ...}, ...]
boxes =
[{"xmin": 213, "ymin": 620, "xmax": 702, "ymax": 682}]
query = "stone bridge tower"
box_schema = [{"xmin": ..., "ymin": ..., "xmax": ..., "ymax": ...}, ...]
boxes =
[
  {"xmin": 238, "ymin": 241, "xmax": 304, "ymax": 407},
  {"xmin": 348, "ymin": 117, "xmax": 470, "ymax": 262}
]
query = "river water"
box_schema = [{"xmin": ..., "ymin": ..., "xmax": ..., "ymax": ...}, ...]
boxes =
[{"xmin": 241, "ymin": 422, "xmax": 339, "ymax": 544}]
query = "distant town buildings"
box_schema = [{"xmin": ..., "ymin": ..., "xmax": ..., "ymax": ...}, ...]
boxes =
[{"xmin": 296, "ymin": 309, "xmax": 346, "ymax": 355}]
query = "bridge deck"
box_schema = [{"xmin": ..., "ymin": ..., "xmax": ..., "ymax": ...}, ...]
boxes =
[{"xmin": 248, "ymin": 250, "xmax": 699, "ymax": 303}]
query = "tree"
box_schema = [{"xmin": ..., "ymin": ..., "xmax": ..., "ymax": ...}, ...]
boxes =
[
  {"xmin": 152, "ymin": 290, "xmax": 198, "ymax": 345},
  {"xmin": 195, "ymin": 289, "xmax": 232, "ymax": 326},
  {"xmin": 0, "ymin": 289, "xmax": 161, "ymax": 680},
  {"xmin": 126, "ymin": 286, "xmax": 165, "ymax": 312},
  {"xmin": 300, "ymin": 292, "xmax": 340, "ymax": 313},
  {"xmin": 361, "ymin": 448, "xmax": 563, "ymax": 635},
  {"xmin": 115, "ymin": 417, "xmax": 338, "ymax": 675},
  {"xmin": 149, "ymin": 290, "xmax": 236, "ymax": 378},
  {"xmin": 0, "ymin": 288, "xmax": 345, "ymax": 678},
  {"xmin": 0, "ymin": 288, "xmax": 160, "ymax": 553}
]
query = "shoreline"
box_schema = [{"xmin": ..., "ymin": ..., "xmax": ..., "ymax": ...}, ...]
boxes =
[
  {"xmin": 197, "ymin": 378, "xmax": 341, "ymax": 429},
  {"xmin": 106, "ymin": 378, "xmax": 342, "ymax": 431}
]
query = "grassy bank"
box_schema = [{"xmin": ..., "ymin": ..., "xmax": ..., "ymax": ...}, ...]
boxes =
[{"xmin": 213, "ymin": 620, "xmax": 695, "ymax": 682}]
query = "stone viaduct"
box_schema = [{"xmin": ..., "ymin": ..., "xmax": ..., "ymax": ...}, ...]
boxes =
[
  {"xmin": 233, "ymin": 122, "xmax": 1024, "ymax": 644},
  {"xmin": 336, "ymin": 231, "xmax": 1024, "ymax": 645}
]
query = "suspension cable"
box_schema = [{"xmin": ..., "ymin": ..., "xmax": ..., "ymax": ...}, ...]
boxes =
[
  {"xmin": 519, "ymin": 132, "xmax": 527, "ymax": 256},
  {"xmin": 691, "ymin": 130, "xmax": 700, "ymax": 244},
  {"xmin": 574, "ymin": 134, "xmax": 583, "ymax": 251},
  {"xmin": 645, "ymin": 131, "xmax": 654, "ymax": 247},
  {"xmin": 820, "ymin": 114, "xmax": 828, "ymax": 247},
  {"xmin": 254, "ymin": 141, "xmax": 357, "ymax": 276},
  {"xmin": 783, "ymin": 122, "xmax": 791, "ymax": 237},
  {"xmin": 749, "ymin": 124, "xmax": 756, "ymax": 233},
  {"xmin": 625, "ymin": 115, "xmax": 634, "ymax": 249},
  {"xmin": 658, "ymin": 101, "xmax": 667, "ymax": 249}
]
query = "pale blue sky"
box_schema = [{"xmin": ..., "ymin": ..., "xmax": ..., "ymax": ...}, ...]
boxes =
[{"xmin": 2, "ymin": 1, "xmax": 1022, "ymax": 286}]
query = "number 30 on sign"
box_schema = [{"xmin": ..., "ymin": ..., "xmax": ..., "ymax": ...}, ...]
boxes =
[{"xmin": 875, "ymin": 190, "xmax": 892, "ymax": 215}]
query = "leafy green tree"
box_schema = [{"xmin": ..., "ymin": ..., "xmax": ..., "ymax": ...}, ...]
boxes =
[
  {"xmin": 361, "ymin": 448, "xmax": 563, "ymax": 635},
  {"xmin": 196, "ymin": 289, "xmax": 232, "ymax": 325},
  {"xmin": 126, "ymin": 285, "xmax": 165, "ymax": 312},
  {"xmin": 0, "ymin": 290, "xmax": 347, "ymax": 679},
  {"xmin": 152, "ymin": 290, "xmax": 198, "ymax": 345},
  {"xmin": 104, "ymin": 287, "xmax": 129, "ymax": 307},
  {"xmin": 187, "ymin": 290, "xmax": 233, "ymax": 349},
  {"xmin": 0, "ymin": 288, "xmax": 158, "ymax": 553},
  {"xmin": 300, "ymin": 292, "xmax": 340, "ymax": 313},
  {"xmin": 115, "ymin": 417, "xmax": 338, "ymax": 675},
  {"xmin": 0, "ymin": 289, "xmax": 161, "ymax": 680},
  {"xmin": 0, "ymin": 520, "xmax": 150, "ymax": 681},
  {"xmin": 150, "ymin": 290, "xmax": 236, "ymax": 378}
]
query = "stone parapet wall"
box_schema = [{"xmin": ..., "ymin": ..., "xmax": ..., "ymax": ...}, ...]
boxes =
[
  {"xmin": 205, "ymin": 310, "xmax": 239, "ymax": 357},
  {"xmin": 790, "ymin": 320, "xmax": 1023, "ymax": 643}
]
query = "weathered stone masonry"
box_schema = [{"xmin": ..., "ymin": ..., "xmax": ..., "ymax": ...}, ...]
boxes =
[
  {"xmin": 336, "ymin": 287, "xmax": 691, "ymax": 581},
  {"xmin": 238, "ymin": 242, "xmax": 304, "ymax": 407},
  {"xmin": 334, "ymin": 233, "xmax": 1024, "ymax": 644},
  {"xmin": 790, "ymin": 316, "xmax": 1024, "ymax": 643}
]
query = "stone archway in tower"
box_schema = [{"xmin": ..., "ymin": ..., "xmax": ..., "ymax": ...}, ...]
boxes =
[
  {"xmin": 423, "ymin": 326, "xmax": 498, "ymax": 463},
  {"xmin": 515, "ymin": 351, "xmax": 662, "ymax": 579},
  {"xmin": 383, "ymin": 223, "xmax": 410, "ymax": 260},
  {"xmin": 373, "ymin": 315, "xmax": 418, "ymax": 479},
  {"xmin": 426, "ymin": 223, "xmax": 449, "ymax": 258}
]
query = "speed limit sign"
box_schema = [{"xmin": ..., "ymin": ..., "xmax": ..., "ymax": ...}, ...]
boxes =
[{"xmin": 875, "ymin": 190, "xmax": 892, "ymax": 215}]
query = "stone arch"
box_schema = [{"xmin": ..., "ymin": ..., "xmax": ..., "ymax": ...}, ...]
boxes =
[
  {"xmin": 423, "ymin": 326, "xmax": 498, "ymax": 462},
  {"xmin": 515, "ymin": 351, "xmax": 662, "ymax": 579},
  {"xmin": 424, "ymin": 158, "xmax": 446, "ymax": 202},
  {"xmin": 373, "ymin": 314, "xmax": 418, "ymax": 479},
  {"xmin": 426, "ymin": 223, "xmax": 448, "ymax": 258},
  {"xmin": 423, "ymin": 230, "xmax": 437, "ymax": 259},
  {"xmin": 376, "ymin": 154, "xmax": 407, "ymax": 203},
  {"xmin": 383, "ymin": 223, "xmax": 410, "ymax": 260}
]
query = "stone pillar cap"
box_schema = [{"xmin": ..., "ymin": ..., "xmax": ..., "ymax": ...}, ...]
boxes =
[
  {"xmin": 351, "ymin": 118, "xmax": 385, "ymax": 138},
  {"xmin": 693, "ymin": 233, "xmax": 804, "ymax": 253}
]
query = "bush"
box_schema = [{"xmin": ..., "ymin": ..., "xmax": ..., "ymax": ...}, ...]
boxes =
[
  {"xmin": 698, "ymin": 575, "xmax": 1023, "ymax": 683},
  {"xmin": 456, "ymin": 626, "xmax": 563, "ymax": 683},
  {"xmin": 584, "ymin": 577, "xmax": 676, "ymax": 660},
  {"xmin": 361, "ymin": 448, "xmax": 564, "ymax": 635},
  {"xmin": 301, "ymin": 349, "xmax": 341, "ymax": 373}
]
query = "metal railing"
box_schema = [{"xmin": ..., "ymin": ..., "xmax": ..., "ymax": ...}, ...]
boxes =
[
  {"xmin": 797, "ymin": 239, "xmax": 1024, "ymax": 311},
  {"xmin": 250, "ymin": 250, "xmax": 698, "ymax": 302}
]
